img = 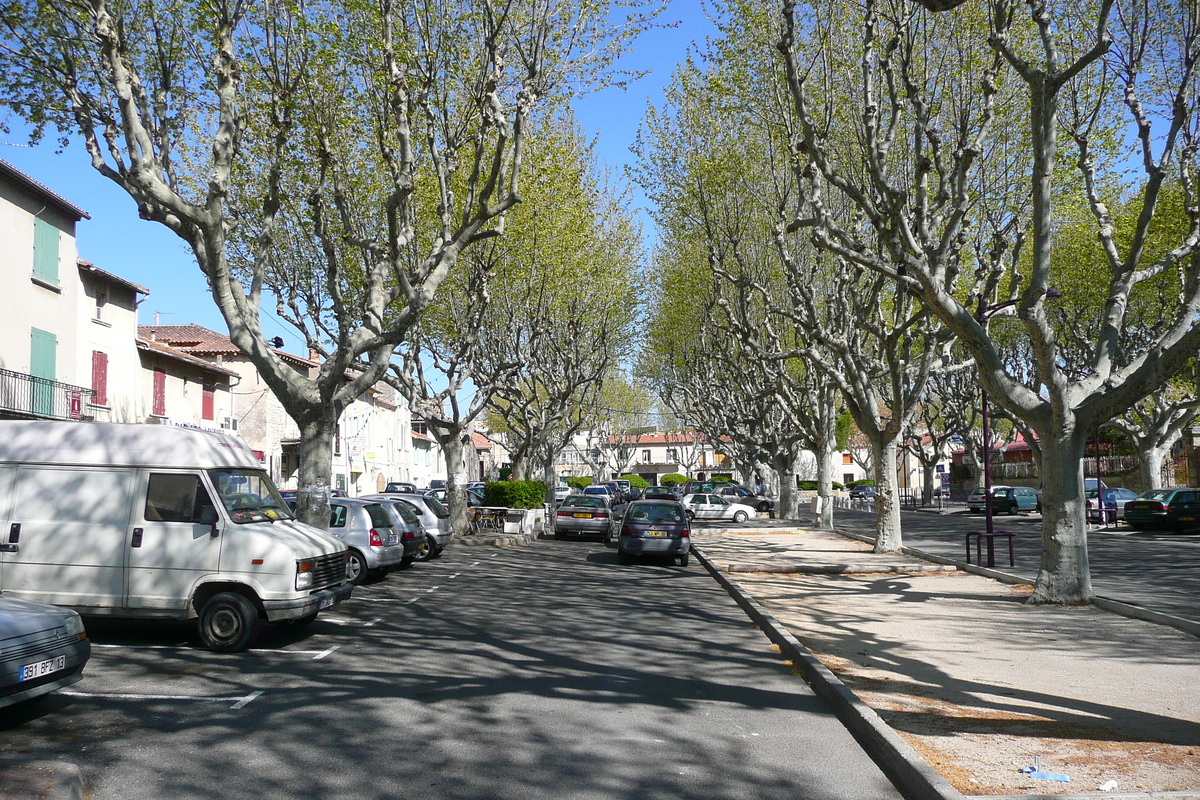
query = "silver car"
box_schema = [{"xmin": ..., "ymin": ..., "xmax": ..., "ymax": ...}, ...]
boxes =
[
  {"xmin": 0, "ymin": 597, "xmax": 90, "ymax": 709},
  {"xmin": 554, "ymin": 495, "xmax": 614, "ymax": 539},
  {"xmin": 364, "ymin": 493, "xmax": 453, "ymax": 555},
  {"xmin": 328, "ymin": 498, "xmax": 406, "ymax": 584},
  {"xmin": 368, "ymin": 498, "xmax": 429, "ymax": 565}
]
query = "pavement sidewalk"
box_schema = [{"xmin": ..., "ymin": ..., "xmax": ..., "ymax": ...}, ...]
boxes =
[{"xmin": 692, "ymin": 522, "xmax": 1200, "ymax": 800}]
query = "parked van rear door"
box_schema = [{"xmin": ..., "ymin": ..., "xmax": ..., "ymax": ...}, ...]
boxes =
[
  {"xmin": 1, "ymin": 466, "xmax": 136, "ymax": 607},
  {"xmin": 126, "ymin": 471, "xmax": 222, "ymax": 610}
]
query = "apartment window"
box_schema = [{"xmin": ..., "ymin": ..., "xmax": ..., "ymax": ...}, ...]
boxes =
[
  {"xmin": 844, "ymin": 473, "xmax": 855, "ymax": 485},
  {"xmin": 32, "ymin": 218, "xmax": 60, "ymax": 285},
  {"xmin": 91, "ymin": 351, "xmax": 109, "ymax": 406},
  {"xmin": 843, "ymin": 453, "xmax": 853, "ymax": 464},
  {"xmin": 667, "ymin": 448, "xmax": 678, "ymax": 462},
  {"xmin": 334, "ymin": 424, "xmax": 342, "ymax": 456},
  {"xmin": 151, "ymin": 368, "xmax": 167, "ymax": 416},
  {"xmin": 642, "ymin": 449, "xmax": 651, "ymax": 462},
  {"xmin": 202, "ymin": 383, "xmax": 215, "ymax": 421},
  {"xmin": 94, "ymin": 290, "xmax": 108, "ymax": 321}
]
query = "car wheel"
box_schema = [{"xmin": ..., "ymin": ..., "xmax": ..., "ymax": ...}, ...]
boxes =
[
  {"xmin": 554, "ymin": 529, "xmax": 565, "ymax": 540},
  {"xmin": 686, "ymin": 510, "xmax": 695, "ymax": 521},
  {"xmin": 399, "ymin": 555, "xmax": 415, "ymax": 569},
  {"xmin": 414, "ymin": 537, "xmax": 433, "ymax": 561},
  {"xmin": 679, "ymin": 553, "xmax": 690, "ymax": 567},
  {"xmin": 1007, "ymin": 504, "xmax": 1018, "ymax": 516},
  {"xmin": 429, "ymin": 544, "xmax": 444, "ymax": 559},
  {"xmin": 733, "ymin": 510, "xmax": 748, "ymax": 523},
  {"xmin": 198, "ymin": 592, "xmax": 261, "ymax": 652},
  {"xmin": 1128, "ymin": 522, "xmax": 1145, "ymax": 531},
  {"xmin": 346, "ymin": 550, "xmax": 369, "ymax": 584},
  {"xmin": 757, "ymin": 502, "xmax": 768, "ymax": 512}
]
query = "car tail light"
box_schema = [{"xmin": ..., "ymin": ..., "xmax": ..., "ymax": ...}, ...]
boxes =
[
  {"xmin": 681, "ymin": 527, "xmax": 690, "ymax": 538},
  {"xmin": 557, "ymin": 510, "xmax": 572, "ymax": 517},
  {"xmin": 402, "ymin": 529, "xmax": 415, "ymax": 540},
  {"xmin": 369, "ymin": 529, "xmax": 383, "ymax": 546},
  {"xmin": 620, "ymin": 524, "xmax": 633, "ymax": 538},
  {"xmin": 595, "ymin": 510, "xmax": 610, "ymax": 518}
]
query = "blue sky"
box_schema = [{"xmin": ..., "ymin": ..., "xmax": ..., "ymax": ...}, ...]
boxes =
[{"xmin": 0, "ymin": 2, "xmax": 716, "ymax": 347}]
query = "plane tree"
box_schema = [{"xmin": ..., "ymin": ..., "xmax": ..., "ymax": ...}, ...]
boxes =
[
  {"xmin": 0, "ymin": 0, "xmax": 654, "ymax": 526},
  {"xmin": 774, "ymin": 0, "xmax": 1200, "ymax": 601}
]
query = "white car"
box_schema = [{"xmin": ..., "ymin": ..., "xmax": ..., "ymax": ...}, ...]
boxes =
[{"xmin": 682, "ymin": 492, "xmax": 756, "ymax": 523}]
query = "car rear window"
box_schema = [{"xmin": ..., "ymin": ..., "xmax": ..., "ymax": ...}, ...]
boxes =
[
  {"xmin": 564, "ymin": 497, "xmax": 605, "ymax": 508},
  {"xmin": 629, "ymin": 503, "xmax": 683, "ymax": 522},
  {"xmin": 365, "ymin": 503, "xmax": 393, "ymax": 527},
  {"xmin": 423, "ymin": 496, "xmax": 450, "ymax": 518},
  {"xmin": 391, "ymin": 501, "xmax": 421, "ymax": 525}
]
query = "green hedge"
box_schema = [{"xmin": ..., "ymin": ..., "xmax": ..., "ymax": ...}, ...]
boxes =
[
  {"xmin": 619, "ymin": 474, "xmax": 649, "ymax": 490},
  {"xmin": 483, "ymin": 480, "xmax": 547, "ymax": 509},
  {"xmin": 566, "ymin": 476, "xmax": 592, "ymax": 491},
  {"xmin": 847, "ymin": 479, "xmax": 875, "ymax": 488},
  {"xmin": 800, "ymin": 481, "xmax": 846, "ymax": 491},
  {"xmin": 660, "ymin": 472, "xmax": 688, "ymax": 487}
]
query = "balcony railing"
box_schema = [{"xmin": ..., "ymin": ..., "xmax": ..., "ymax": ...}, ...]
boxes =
[{"xmin": 0, "ymin": 368, "xmax": 94, "ymax": 421}]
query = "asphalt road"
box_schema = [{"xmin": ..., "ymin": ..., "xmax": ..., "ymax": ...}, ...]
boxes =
[
  {"xmin": 2, "ymin": 539, "xmax": 903, "ymax": 800},
  {"xmin": 834, "ymin": 506, "xmax": 1200, "ymax": 627}
]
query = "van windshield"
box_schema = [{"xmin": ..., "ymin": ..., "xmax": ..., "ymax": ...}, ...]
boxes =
[{"xmin": 209, "ymin": 469, "xmax": 293, "ymax": 524}]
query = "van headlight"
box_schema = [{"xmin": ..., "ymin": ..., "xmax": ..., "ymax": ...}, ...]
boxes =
[
  {"xmin": 62, "ymin": 612, "xmax": 86, "ymax": 638},
  {"xmin": 296, "ymin": 571, "xmax": 313, "ymax": 591}
]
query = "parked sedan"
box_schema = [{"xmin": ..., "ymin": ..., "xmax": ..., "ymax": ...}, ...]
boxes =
[
  {"xmin": 642, "ymin": 485, "xmax": 677, "ymax": 501},
  {"xmin": 1085, "ymin": 487, "xmax": 1139, "ymax": 522},
  {"xmin": 718, "ymin": 484, "xmax": 775, "ymax": 512},
  {"xmin": 682, "ymin": 492, "xmax": 756, "ymax": 523},
  {"xmin": 1, "ymin": 597, "xmax": 90, "ymax": 709},
  {"xmin": 1125, "ymin": 487, "xmax": 1200, "ymax": 531},
  {"xmin": 849, "ymin": 484, "xmax": 876, "ymax": 499},
  {"xmin": 328, "ymin": 498, "xmax": 406, "ymax": 584},
  {"xmin": 554, "ymin": 495, "xmax": 613, "ymax": 539},
  {"xmin": 616, "ymin": 499, "xmax": 691, "ymax": 566},
  {"xmin": 364, "ymin": 493, "xmax": 453, "ymax": 553}
]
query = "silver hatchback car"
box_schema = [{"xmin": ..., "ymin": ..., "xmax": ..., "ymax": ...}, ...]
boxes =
[
  {"xmin": 328, "ymin": 498, "xmax": 406, "ymax": 584},
  {"xmin": 364, "ymin": 493, "xmax": 453, "ymax": 556}
]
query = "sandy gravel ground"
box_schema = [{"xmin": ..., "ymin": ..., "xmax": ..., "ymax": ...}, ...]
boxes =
[{"xmin": 694, "ymin": 528, "xmax": 1200, "ymax": 796}]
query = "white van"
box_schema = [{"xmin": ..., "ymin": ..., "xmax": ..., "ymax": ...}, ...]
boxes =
[{"xmin": 0, "ymin": 421, "xmax": 352, "ymax": 651}]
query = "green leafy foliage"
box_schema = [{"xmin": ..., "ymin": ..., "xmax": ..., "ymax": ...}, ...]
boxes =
[
  {"xmin": 566, "ymin": 476, "xmax": 593, "ymax": 491},
  {"xmin": 619, "ymin": 474, "xmax": 650, "ymax": 489},
  {"xmin": 482, "ymin": 480, "xmax": 547, "ymax": 510},
  {"xmin": 660, "ymin": 473, "xmax": 688, "ymax": 486}
]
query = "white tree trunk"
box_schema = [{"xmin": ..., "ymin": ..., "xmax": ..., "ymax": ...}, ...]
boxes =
[
  {"xmin": 814, "ymin": 438, "xmax": 835, "ymax": 528},
  {"xmin": 1139, "ymin": 444, "xmax": 1169, "ymax": 491},
  {"xmin": 295, "ymin": 416, "xmax": 336, "ymax": 530},
  {"xmin": 1033, "ymin": 431, "xmax": 1093, "ymax": 604},
  {"xmin": 871, "ymin": 433, "xmax": 903, "ymax": 553}
]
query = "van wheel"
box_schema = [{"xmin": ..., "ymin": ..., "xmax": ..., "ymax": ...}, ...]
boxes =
[
  {"xmin": 198, "ymin": 592, "xmax": 261, "ymax": 652},
  {"xmin": 346, "ymin": 550, "xmax": 369, "ymax": 584}
]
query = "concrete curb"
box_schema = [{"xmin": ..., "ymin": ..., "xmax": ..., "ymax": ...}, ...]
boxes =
[
  {"xmin": 0, "ymin": 760, "xmax": 84, "ymax": 800},
  {"xmin": 693, "ymin": 543, "xmax": 964, "ymax": 800},
  {"xmin": 726, "ymin": 563, "xmax": 959, "ymax": 575},
  {"xmin": 454, "ymin": 532, "xmax": 539, "ymax": 547}
]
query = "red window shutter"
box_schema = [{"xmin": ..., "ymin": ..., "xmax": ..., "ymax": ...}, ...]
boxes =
[
  {"xmin": 91, "ymin": 351, "xmax": 108, "ymax": 406},
  {"xmin": 202, "ymin": 383, "xmax": 215, "ymax": 421},
  {"xmin": 152, "ymin": 368, "xmax": 166, "ymax": 416}
]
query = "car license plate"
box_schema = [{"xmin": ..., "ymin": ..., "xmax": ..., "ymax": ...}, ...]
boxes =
[
  {"xmin": 19, "ymin": 655, "xmax": 66, "ymax": 682},
  {"xmin": 317, "ymin": 596, "xmax": 335, "ymax": 610},
  {"xmin": 574, "ymin": 513, "xmax": 593, "ymax": 518},
  {"xmin": 1181, "ymin": 516, "xmax": 1197, "ymax": 522},
  {"xmin": 646, "ymin": 530, "xmax": 669, "ymax": 538},
  {"xmin": 386, "ymin": 534, "xmax": 398, "ymax": 545}
]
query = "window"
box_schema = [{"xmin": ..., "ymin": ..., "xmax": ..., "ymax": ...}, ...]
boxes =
[
  {"xmin": 91, "ymin": 351, "xmax": 109, "ymax": 406},
  {"xmin": 32, "ymin": 218, "xmax": 60, "ymax": 285},
  {"xmin": 334, "ymin": 424, "xmax": 341, "ymax": 456},
  {"xmin": 667, "ymin": 448, "xmax": 678, "ymax": 462},
  {"xmin": 329, "ymin": 505, "xmax": 348, "ymax": 528},
  {"xmin": 144, "ymin": 474, "xmax": 215, "ymax": 523},
  {"xmin": 844, "ymin": 473, "xmax": 855, "ymax": 485},
  {"xmin": 94, "ymin": 290, "xmax": 108, "ymax": 321},
  {"xmin": 642, "ymin": 449, "xmax": 651, "ymax": 462},
  {"xmin": 842, "ymin": 453, "xmax": 853, "ymax": 464},
  {"xmin": 152, "ymin": 367, "xmax": 167, "ymax": 416},
  {"xmin": 202, "ymin": 383, "xmax": 215, "ymax": 420}
]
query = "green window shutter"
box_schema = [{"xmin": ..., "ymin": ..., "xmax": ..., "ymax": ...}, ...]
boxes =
[
  {"xmin": 30, "ymin": 328, "xmax": 58, "ymax": 416},
  {"xmin": 32, "ymin": 218, "xmax": 60, "ymax": 284}
]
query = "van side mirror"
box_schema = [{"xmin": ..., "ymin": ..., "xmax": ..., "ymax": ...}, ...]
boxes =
[{"xmin": 199, "ymin": 505, "xmax": 219, "ymax": 534}]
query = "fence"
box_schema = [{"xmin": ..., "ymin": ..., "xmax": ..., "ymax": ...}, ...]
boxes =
[{"xmin": 0, "ymin": 368, "xmax": 93, "ymax": 421}]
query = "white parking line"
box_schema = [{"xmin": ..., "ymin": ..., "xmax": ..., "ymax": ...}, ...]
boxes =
[
  {"xmin": 312, "ymin": 645, "xmax": 339, "ymax": 660},
  {"xmin": 425, "ymin": 586, "xmax": 439, "ymax": 593},
  {"xmin": 91, "ymin": 643, "xmax": 335, "ymax": 657},
  {"xmin": 449, "ymin": 572, "xmax": 461, "ymax": 579},
  {"xmin": 60, "ymin": 689, "xmax": 264, "ymax": 708},
  {"xmin": 471, "ymin": 561, "xmax": 481, "ymax": 566},
  {"xmin": 321, "ymin": 617, "xmax": 382, "ymax": 627},
  {"xmin": 406, "ymin": 597, "xmax": 420, "ymax": 605}
]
